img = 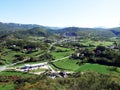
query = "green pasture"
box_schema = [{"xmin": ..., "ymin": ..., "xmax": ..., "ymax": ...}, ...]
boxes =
[
  {"xmin": 76, "ymin": 63, "xmax": 112, "ymax": 74},
  {"xmin": 0, "ymin": 83, "xmax": 14, "ymax": 90},
  {"xmin": 55, "ymin": 46, "xmax": 71, "ymax": 51},
  {"xmin": 52, "ymin": 58, "xmax": 119, "ymax": 74},
  {"xmin": 1, "ymin": 48, "xmax": 46, "ymax": 65},
  {"xmin": 52, "ymin": 47, "xmax": 74, "ymax": 59},
  {"xmin": 1, "ymin": 49, "xmax": 24, "ymax": 64},
  {"xmin": 79, "ymin": 39, "xmax": 114, "ymax": 47},
  {"xmin": 0, "ymin": 71, "xmax": 34, "ymax": 77},
  {"xmin": 52, "ymin": 58, "xmax": 79, "ymax": 71}
]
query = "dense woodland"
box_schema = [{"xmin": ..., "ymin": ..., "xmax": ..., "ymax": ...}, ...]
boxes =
[{"xmin": 71, "ymin": 45, "xmax": 120, "ymax": 67}]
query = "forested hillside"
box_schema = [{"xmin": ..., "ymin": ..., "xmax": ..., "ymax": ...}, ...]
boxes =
[{"xmin": 0, "ymin": 22, "xmax": 120, "ymax": 39}]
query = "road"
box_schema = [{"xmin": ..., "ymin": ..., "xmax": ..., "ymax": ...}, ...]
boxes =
[
  {"xmin": 51, "ymin": 55, "xmax": 71, "ymax": 62},
  {"xmin": 9, "ymin": 57, "xmax": 30, "ymax": 66},
  {"xmin": 48, "ymin": 38, "xmax": 71, "ymax": 53},
  {"xmin": 0, "ymin": 58, "xmax": 30, "ymax": 72}
]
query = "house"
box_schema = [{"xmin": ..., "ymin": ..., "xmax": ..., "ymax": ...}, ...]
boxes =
[
  {"xmin": 77, "ymin": 53, "xmax": 80, "ymax": 57},
  {"xmin": 59, "ymin": 71, "xmax": 67, "ymax": 78},
  {"xmin": 21, "ymin": 63, "xmax": 48, "ymax": 70}
]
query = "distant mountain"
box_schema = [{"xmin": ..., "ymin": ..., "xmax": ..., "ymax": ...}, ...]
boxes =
[
  {"xmin": 0, "ymin": 27, "xmax": 54, "ymax": 40},
  {"xmin": 14, "ymin": 27, "xmax": 53, "ymax": 37},
  {"xmin": 0, "ymin": 22, "xmax": 45, "ymax": 31},
  {"xmin": 93, "ymin": 26, "xmax": 107, "ymax": 30},
  {"xmin": 0, "ymin": 22, "xmax": 120, "ymax": 38},
  {"xmin": 109, "ymin": 27, "xmax": 120, "ymax": 36},
  {"xmin": 54, "ymin": 27, "xmax": 115, "ymax": 38},
  {"xmin": 0, "ymin": 22, "xmax": 55, "ymax": 38},
  {"xmin": 0, "ymin": 22, "xmax": 62, "ymax": 31}
]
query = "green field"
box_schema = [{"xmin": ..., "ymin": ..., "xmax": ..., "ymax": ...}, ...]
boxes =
[
  {"xmin": 0, "ymin": 71, "xmax": 35, "ymax": 77},
  {"xmin": 0, "ymin": 48, "xmax": 45, "ymax": 65},
  {"xmin": 28, "ymin": 36, "xmax": 45, "ymax": 40},
  {"xmin": 28, "ymin": 50, "xmax": 44, "ymax": 56},
  {"xmin": 55, "ymin": 46, "xmax": 71, "ymax": 51},
  {"xmin": 76, "ymin": 63, "xmax": 113, "ymax": 74},
  {"xmin": 52, "ymin": 46, "xmax": 74, "ymax": 59},
  {"xmin": 51, "ymin": 58, "xmax": 79, "ymax": 71},
  {"xmin": 0, "ymin": 71, "xmax": 36, "ymax": 90},
  {"xmin": 51, "ymin": 58, "xmax": 118, "ymax": 74},
  {"xmin": 0, "ymin": 83, "xmax": 14, "ymax": 90},
  {"xmin": 79, "ymin": 39, "xmax": 114, "ymax": 47},
  {"xmin": 1, "ymin": 49, "xmax": 24, "ymax": 64}
]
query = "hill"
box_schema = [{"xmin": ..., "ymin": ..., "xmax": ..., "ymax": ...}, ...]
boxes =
[
  {"xmin": 55, "ymin": 27, "xmax": 116, "ymax": 38},
  {"xmin": 0, "ymin": 22, "xmax": 120, "ymax": 38},
  {"xmin": 110, "ymin": 27, "xmax": 120, "ymax": 36},
  {"xmin": 0, "ymin": 22, "xmax": 42, "ymax": 31},
  {"xmin": 14, "ymin": 27, "xmax": 54, "ymax": 38},
  {"xmin": 0, "ymin": 22, "xmax": 55, "ymax": 39}
]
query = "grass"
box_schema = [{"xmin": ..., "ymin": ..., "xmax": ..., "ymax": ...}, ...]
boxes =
[
  {"xmin": 79, "ymin": 39, "xmax": 114, "ymax": 47},
  {"xmin": 52, "ymin": 51, "xmax": 72, "ymax": 59},
  {"xmin": 52, "ymin": 58, "xmax": 118, "ymax": 74},
  {"xmin": 0, "ymin": 83, "xmax": 14, "ymax": 90},
  {"xmin": 0, "ymin": 71, "xmax": 35, "ymax": 77},
  {"xmin": 1, "ymin": 49, "xmax": 24, "ymax": 64},
  {"xmin": 55, "ymin": 46, "xmax": 71, "ymax": 51},
  {"xmin": 76, "ymin": 63, "xmax": 112, "ymax": 74},
  {"xmin": 28, "ymin": 36, "xmax": 45, "ymax": 40},
  {"xmin": 52, "ymin": 58, "xmax": 80, "ymax": 71},
  {"xmin": 0, "ymin": 71, "xmax": 35, "ymax": 90},
  {"xmin": 95, "ymin": 41, "xmax": 114, "ymax": 46},
  {"xmin": 28, "ymin": 50, "xmax": 44, "ymax": 56},
  {"xmin": 52, "ymin": 47, "xmax": 74, "ymax": 59},
  {"xmin": 1, "ymin": 48, "xmax": 46, "ymax": 65},
  {"xmin": 30, "ymin": 68, "xmax": 47, "ymax": 73}
]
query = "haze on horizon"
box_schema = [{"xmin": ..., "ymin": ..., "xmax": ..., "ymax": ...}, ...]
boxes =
[{"xmin": 0, "ymin": 0, "xmax": 120, "ymax": 28}]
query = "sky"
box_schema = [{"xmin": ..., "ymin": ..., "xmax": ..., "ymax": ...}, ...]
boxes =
[{"xmin": 0, "ymin": 0, "xmax": 120, "ymax": 28}]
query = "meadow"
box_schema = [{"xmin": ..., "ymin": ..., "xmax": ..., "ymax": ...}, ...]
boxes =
[
  {"xmin": 51, "ymin": 58, "xmax": 119, "ymax": 74},
  {"xmin": 79, "ymin": 39, "xmax": 113, "ymax": 47},
  {"xmin": 52, "ymin": 46, "xmax": 74, "ymax": 59},
  {"xmin": 0, "ymin": 83, "xmax": 14, "ymax": 90}
]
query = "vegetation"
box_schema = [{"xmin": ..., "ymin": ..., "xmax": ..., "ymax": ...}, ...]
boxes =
[
  {"xmin": 71, "ymin": 45, "xmax": 120, "ymax": 67},
  {"xmin": 51, "ymin": 58, "xmax": 120, "ymax": 74},
  {"xmin": 52, "ymin": 46, "xmax": 74, "ymax": 59},
  {"xmin": 0, "ymin": 71, "xmax": 120, "ymax": 90},
  {"xmin": 0, "ymin": 83, "xmax": 14, "ymax": 90},
  {"xmin": 0, "ymin": 22, "xmax": 120, "ymax": 90}
]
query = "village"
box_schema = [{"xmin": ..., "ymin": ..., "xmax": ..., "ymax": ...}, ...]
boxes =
[{"xmin": 2, "ymin": 36, "xmax": 119, "ymax": 79}]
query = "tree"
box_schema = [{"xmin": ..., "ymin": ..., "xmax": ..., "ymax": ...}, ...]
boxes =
[
  {"xmin": 114, "ymin": 53, "xmax": 120, "ymax": 66},
  {"xmin": 96, "ymin": 46, "xmax": 106, "ymax": 52},
  {"xmin": 0, "ymin": 53, "xmax": 2, "ymax": 59}
]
